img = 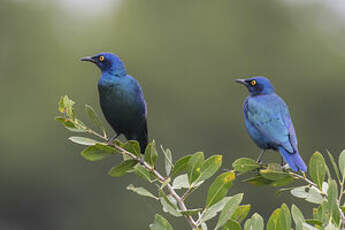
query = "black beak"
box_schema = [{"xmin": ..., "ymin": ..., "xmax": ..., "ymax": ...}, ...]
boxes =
[
  {"xmin": 235, "ymin": 79, "xmax": 248, "ymax": 86},
  {"xmin": 80, "ymin": 56, "xmax": 96, "ymax": 63}
]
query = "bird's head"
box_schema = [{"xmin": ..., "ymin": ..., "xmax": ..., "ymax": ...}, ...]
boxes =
[
  {"xmin": 235, "ymin": 76, "xmax": 275, "ymax": 96},
  {"xmin": 80, "ymin": 52, "xmax": 127, "ymax": 76}
]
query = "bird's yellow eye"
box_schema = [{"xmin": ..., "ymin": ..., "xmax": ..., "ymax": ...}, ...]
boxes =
[
  {"xmin": 99, "ymin": 56, "xmax": 105, "ymax": 61},
  {"xmin": 250, "ymin": 80, "xmax": 256, "ymax": 86}
]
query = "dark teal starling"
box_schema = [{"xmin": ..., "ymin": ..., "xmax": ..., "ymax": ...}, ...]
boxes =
[
  {"xmin": 236, "ymin": 76, "xmax": 307, "ymax": 172},
  {"xmin": 81, "ymin": 52, "xmax": 148, "ymax": 152}
]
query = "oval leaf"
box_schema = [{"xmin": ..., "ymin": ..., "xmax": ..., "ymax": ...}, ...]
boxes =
[
  {"xmin": 193, "ymin": 155, "xmax": 222, "ymax": 186},
  {"xmin": 309, "ymin": 152, "xmax": 326, "ymax": 189},
  {"xmin": 149, "ymin": 214, "xmax": 174, "ymax": 230},
  {"xmin": 338, "ymin": 150, "xmax": 345, "ymax": 178},
  {"xmin": 172, "ymin": 174, "xmax": 190, "ymax": 190},
  {"xmin": 244, "ymin": 213, "xmax": 264, "ymax": 230},
  {"xmin": 205, "ymin": 171, "xmax": 235, "ymax": 208},
  {"xmin": 187, "ymin": 152, "xmax": 204, "ymax": 184},
  {"xmin": 277, "ymin": 203, "xmax": 291, "ymax": 230},
  {"xmin": 200, "ymin": 197, "xmax": 231, "ymax": 223},
  {"xmin": 126, "ymin": 184, "xmax": 158, "ymax": 200},
  {"xmin": 69, "ymin": 136, "xmax": 100, "ymax": 146},
  {"xmin": 85, "ymin": 104, "xmax": 106, "ymax": 134},
  {"xmin": 144, "ymin": 140, "xmax": 158, "ymax": 166},
  {"xmin": 108, "ymin": 160, "xmax": 137, "ymax": 177},
  {"xmin": 232, "ymin": 204, "xmax": 251, "ymax": 223},
  {"xmin": 233, "ymin": 158, "xmax": 260, "ymax": 173},
  {"xmin": 291, "ymin": 204, "xmax": 305, "ymax": 229},
  {"xmin": 327, "ymin": 150, "xmax": 340, "ymax": 183},
  {"xmin": 223, "ymin": 220, "xmax": 242, "ymax": 230},
  {"xmin": 215, "ymin": 193, "xmax": 243, "ymax": 229},
  {"xmin": 161, "ymin": 147, "xmax": 173, "ymax": 176},
  {"xmin": 171, "ymin": 155, "xmax": 191, "ymax": 178},
  {"xmin": 81, "ymin": 143, "xmax": 118, "ymax": 161},
  {"xmin": 124, "ymin": 140, "xmax": 141, "ymax": 157}
]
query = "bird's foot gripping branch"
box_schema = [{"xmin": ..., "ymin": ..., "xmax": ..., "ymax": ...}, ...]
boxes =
[{"xmin": 56, "ymin": 95, "xmax": 345, "ymax": 230}]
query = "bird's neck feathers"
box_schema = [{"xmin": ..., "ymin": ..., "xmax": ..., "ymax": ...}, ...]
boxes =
[
  {"xmin": 104, "ymin": 65, "xmax": 127, "ymax": 77},
  {"xmin": 100, "ymin": 67, "xmax": 127, "ymax": 81}
]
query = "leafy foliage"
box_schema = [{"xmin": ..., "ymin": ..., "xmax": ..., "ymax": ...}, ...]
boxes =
[{"xmin": 57, "ymin": 95, "xmax": 345, "ymax": 230}]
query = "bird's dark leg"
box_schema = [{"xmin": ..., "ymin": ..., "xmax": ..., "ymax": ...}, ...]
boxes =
[
  {"xmin": 108, "ymin": 133, "xmax": 120, "ymax": 146},
  {"xmin": 256, "ymin": 150, "xmax": 265, "ymax": 163}
]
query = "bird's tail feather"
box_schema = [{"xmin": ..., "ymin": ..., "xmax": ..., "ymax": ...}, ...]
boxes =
[{"xmin": 278, "ymin": 147, "xmax": 307, "ymax": 172}]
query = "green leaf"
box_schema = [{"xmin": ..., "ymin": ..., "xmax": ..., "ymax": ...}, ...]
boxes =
[
  {"xmin": 313, "ymin": 201, "xmax": 330, "ymax": 224},
  {"xmin": 327, "ymin": 150, "xmax": 341, "ymax": 183},
  {"xmin": 291, "ymin": 204, "xmax": 305, "ymax": 230},
  {"xmin": 56, "ymin": 116, "xmax": 86, "ymax": 132},
  {"xmin": 277, "ymin": 203, "xmax": 291, "ymax": 230},
  {"xmin": 215, "ymin": 193, "xmax": 243, "ymax": 229},
  {"xmin": 260, "ymin": 163, "xmax": 290, "ymax": 181},
  {"xmin": 192, "ymin": 155, "xmax": 222, "ymax": 186},
  {"xmin": 205, "ymin": 171, "xmax": 235, "ymax": 208},
  {"xmin": 232, "ymin": 205, "xmax": 251, "ymax": 223},
  {"xmin": 244, "ymin": 213, "xmax": 264, "ymax": 230},
  {"xmin": 309, "ymin": 152, "xmax": 326, "ymax": 189},
  {"xmin": 133, "ymin": 164, "xmax": 153, "ymax": 182},
  {"xmin": 159, "ymin": 192, "xmax": 181, "ymax": 217},
  {"xmin": 200, "ymin": 197, "xmax": 232, "ymax": 222},
  {"xmin": 291, "ymin": 185, "xmax": 324, "ymax": 204},
  {"xmin": 223, "ymin": 219, "xmax": 242, "ymax": 230},
  {"xmin": 170, "ymin": 155, "xmax": 191, "ymax": 178},
  {"xmin": 327, "ymin": 179, "xmax": 340, "ymax": 225},
  {"xmin": 305, "ymin": 186, "xmax": 324, "ymax": 204},
  {"xmin": 108, "ymin": 160, "xmax": 137, "ymax": 177},
  {"xmin": 161, "ymin": 147, "xmax": 173, "ymax": 176},
  {"xmin": 69, "ymin": 136, "xmax": 100, "ymax": 146},
  {"xmin": 338, "ymin": 150, "xmax": 345, "ymax": 178},
  {"xmin": 267, "ymin": 208, "xmax": 280, "ymax": 230},
  {"xmin": 58, "ymin": 95, "xmax": 76, "ymax": 119},
  {"xmin": 270, "ymin": 176, "xmax": 296, "ymax": 187},
  {"xmin": 124, "ymin": 140, "xmax": 141, "ymax": 157},
  {"xmin": 290, "ymin": 186, "xmax": 309, "ymax": 199},
  {"xmin": 81, "ymin": 143, "xmax": 118, "ymax": 161},
  {"xmin": 85, "ymin": 104, "xmax": 106, "ymax": 135},
  {"xmin": 58, "ymin": 96, "xmax": 65, "ymax": 113},
  {"xmin": 242, "ymin": 175, "xmax": 272, "ymax": 186},
  {"xmin": 232, "ymin": 158, "xmax": 260, "ymax": 173},
  {"xmin": 187, "ymin": 152, "xmax": 204, "ymax": 184},
  {"xmin": 149, "ymin": 214, "xmax": 174, "ymax": 230},
  {"xmin": 126, "ymin": 184, "xmax": 158, "ymax": 200},
  {"xmin": 172, "ymin": 174, "xmax": 190, "ymax": 189},
  {"xmin": 305, "ymin": 219, "xmax": 323, "ymax": 226},
  {"xmin": 113, "ymin": 139, "xmax": 131, "ymax": 160},
  {"xmin": 144, "ymin": 140, "xmax": 158, "ymax": 166},
  {"xmin": 180, "ymin": 208, "xmax": 202, "ymax": 216}
]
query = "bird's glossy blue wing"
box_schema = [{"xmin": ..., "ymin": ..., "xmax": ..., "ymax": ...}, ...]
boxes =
[{"xmin": 245, "ymin": 94, "xmax": 294, "ymax": 153}]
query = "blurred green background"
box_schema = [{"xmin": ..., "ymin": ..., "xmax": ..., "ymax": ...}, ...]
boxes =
[{"xmin": 1, "ymin": 0, "xmax": 344, "ymax": 229}]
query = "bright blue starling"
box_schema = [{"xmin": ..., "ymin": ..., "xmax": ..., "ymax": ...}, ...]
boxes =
[
  {"xmin": 236, "ymin": 76, "xmax": 307, "ymax": 172},
  {"xmin": 81, "ymin": 52, "xmax": 148, "ymax": 152}
]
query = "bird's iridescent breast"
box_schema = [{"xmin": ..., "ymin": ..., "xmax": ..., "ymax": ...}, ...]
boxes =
[
  {"xmin": 243, "ymin": 97, "xmax": 272, "ymax": 149},
  {"xmin": 98, "ymin": 74, "xmax": 147, "ymax": 130}
]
